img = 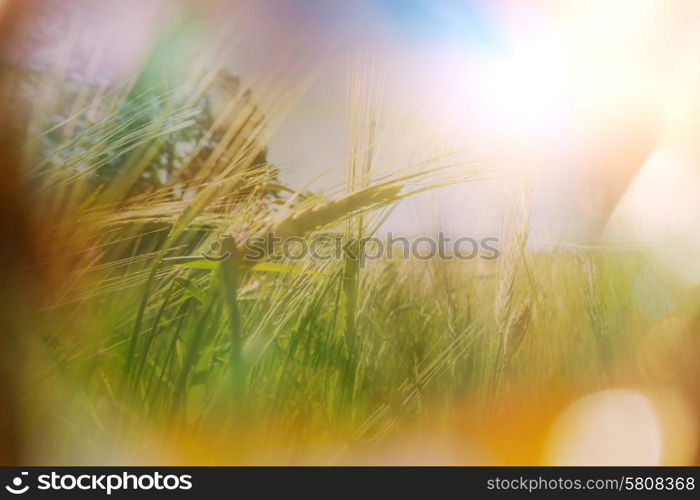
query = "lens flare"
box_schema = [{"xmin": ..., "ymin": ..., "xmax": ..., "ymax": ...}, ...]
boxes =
[{"xmin": 543, "ymin": 390, "xmax": 662, "ymax": 465}]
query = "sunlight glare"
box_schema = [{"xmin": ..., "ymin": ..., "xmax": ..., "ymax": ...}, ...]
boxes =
[{"xmin": 543, "ymin": 390, "xmax": 662, "ymax": 466}]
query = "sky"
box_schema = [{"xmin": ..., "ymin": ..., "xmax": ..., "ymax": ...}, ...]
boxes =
[
  {"xmin": 220, "ymin": 0, "xmax": 590, "ymax": 241},
  {"xmin": 4, "ymin": 0, "xmax": 700, "ymax": 281},
  {"xmin": 220, "ymin": 0, "xmax": 700, "ymax": 272}
]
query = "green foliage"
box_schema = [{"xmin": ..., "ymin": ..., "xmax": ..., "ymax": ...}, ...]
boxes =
[{"xmin": 18, "ymin": 58, "xmax": 685, "ymax": 463}]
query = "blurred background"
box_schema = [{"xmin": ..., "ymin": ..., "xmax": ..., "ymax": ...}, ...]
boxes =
[
  {"xmin": 1, "ymin": 0, "xmax": 699, "ymax": 465},
  {"xmin": 4, "ymin": 0, "xmax": 700, "ymax": 251}
]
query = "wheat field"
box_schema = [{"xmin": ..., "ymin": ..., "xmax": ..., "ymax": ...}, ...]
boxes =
[{"xmin": 1, "ymin": 2, "xmax": 699, "ymax": 466}]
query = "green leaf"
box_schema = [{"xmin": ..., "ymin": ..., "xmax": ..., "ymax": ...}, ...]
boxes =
[
  {"xmin": 175, "ymin": 277, "xmax": 208, "ymax": 304},
  {"xmin": 249, "ymin": 261, "xmax": 326, "ymax": 276},
  {"xmin": 164, "ymin": 256, "xmax": 327, "ymax": 276},
  {"xmin": 163, "ymin": 256, "xmax": 220, "ymax": 270}
]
